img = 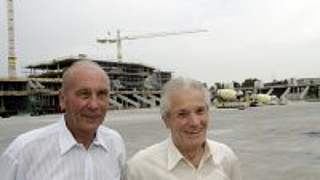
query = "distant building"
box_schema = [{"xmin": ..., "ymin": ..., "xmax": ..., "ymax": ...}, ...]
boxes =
[{"xmin": 296, "ymin": 78, "xmax": 320, "ymax": 86}]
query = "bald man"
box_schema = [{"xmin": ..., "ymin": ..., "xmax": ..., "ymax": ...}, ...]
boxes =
[{"xmin": 0, "ymin": 60, "xmax": 126, "ymax": 180}]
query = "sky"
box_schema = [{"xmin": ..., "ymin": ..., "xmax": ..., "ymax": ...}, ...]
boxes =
[{"xmin": 1, "ymin": 0, "xmax": 320, "ymax": 86}]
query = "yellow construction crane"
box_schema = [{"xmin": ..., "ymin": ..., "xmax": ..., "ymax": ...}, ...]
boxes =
[
  {"xmin": 6, "ymin": 0, "xmax": 17, "ymax": 78},
  {"xmin": 96, "ymin": 29, "xmax": 208, "ymax": 62}
]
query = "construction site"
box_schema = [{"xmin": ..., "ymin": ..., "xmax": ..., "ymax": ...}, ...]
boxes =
[
  {"xmin": 2, "ymin": 0, "xmax": 212, "ymax": 117},
  {"xmin": 0, "ymin": 55, "xmax": 172, "ymax": 117},
  {"xmin": 1, "ymin": 1, "xmax": 320, "ymax": 180},
  {"xmin": 1, "ymin": 0, "xmax": 320, "ymax": 117}
]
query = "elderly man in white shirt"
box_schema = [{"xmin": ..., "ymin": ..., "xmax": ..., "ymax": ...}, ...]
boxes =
[
  {"xmin": 127, "ymin": 77, "xmax": 241, "ymax": 180},
  {"xmin": 0, "ymin": 60, "xmax": 126, "ymax": 180}
]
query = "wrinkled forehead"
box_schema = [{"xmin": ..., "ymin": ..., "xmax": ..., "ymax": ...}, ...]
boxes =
[
  {"xmin": 166, "ymin": 91, "xmax": 208, "ymax": 121},
  {"xmin": 67, "ymin": 63, "xmax": 105, "ymax": 77},
  {"xmin": 168, "ymin": 88, "xmax": 206, "ymax": 106},
  {"xmin": 169, "ymin": 86, "xmax": 204, "ymax": 98},
  {"xmin": 63, "ymin": 64, "xmax": 109, "ymax": 89}
]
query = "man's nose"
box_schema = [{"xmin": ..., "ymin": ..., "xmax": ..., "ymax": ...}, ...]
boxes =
[
  {"xmin": 88, "ymin": 95, "xmax": 99, "ymax": 109},
  {"xmin": 188, "ymin": 112, "xmax": 201, "ymax": 125}
]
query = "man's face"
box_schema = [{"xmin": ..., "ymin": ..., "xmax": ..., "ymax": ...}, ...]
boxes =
[
  {"xmin": 165, "ymin": 88, "xmax": 209, "ymax": 151},
  {"xmin": 59, "ymin": 66, "xmax": 109, "ymax": 134}
]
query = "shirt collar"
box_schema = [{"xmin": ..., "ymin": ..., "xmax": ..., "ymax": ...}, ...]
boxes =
[
  {"xmin": 59, "ymin": 118, "xmax": 109, "ymax": 155},
  {"xmin": 167, "ymin": 137, "xmax": 214, "ymax": 170},
  {"xmin": 59, "ymin": 119, "xmax": 78, "ymax": 155},
  {"xmin": 93, "ymin": 126, "xmax": 109, "ymax": 152},
  {"xmin": 167, "ymin": 137, "xmax": 184, "ymax": 170},
  {"xmin": 203, "ymin": 141, "xmax": 214, "ymax": 165}
]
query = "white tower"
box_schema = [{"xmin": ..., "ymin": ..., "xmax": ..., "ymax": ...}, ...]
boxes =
[{"xmin": 7, "ymin": 0, "xmax": 17, "ymax": 78}]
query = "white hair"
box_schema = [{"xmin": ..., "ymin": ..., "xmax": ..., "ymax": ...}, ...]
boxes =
[{"xmin": 160, "ymin": 77, "xmax": 210, "ymax": 119}]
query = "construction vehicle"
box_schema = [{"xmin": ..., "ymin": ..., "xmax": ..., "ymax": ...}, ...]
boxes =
[
  {"xmin": 212, "ymin": 88, "xmax": 284, "ymax": 109},
  {"xmin": 249, "ymin": 93, "xmax": 281, "ymax": 106},
  {"xmin": 213, "ymin": 89, "xmax": 249, "ymax": 109}
]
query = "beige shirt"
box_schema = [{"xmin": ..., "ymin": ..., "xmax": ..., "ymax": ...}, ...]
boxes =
[{"xmin": 127, "ymin": 137, "xmax": 241, "ymax": 180}]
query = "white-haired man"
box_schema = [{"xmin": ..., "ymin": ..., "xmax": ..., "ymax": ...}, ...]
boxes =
[{"xmin": 127, "ymin": 77, "xmax": 241, "ymax": 180}]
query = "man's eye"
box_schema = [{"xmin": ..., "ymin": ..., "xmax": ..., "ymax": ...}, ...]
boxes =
[
  {"xmin": 196, "ymin": 107, "xmax": 206, "ymax": 115},
  {"xmin": 76, "ymin": 90, "xmax": 90, "ymax": 98},
  {"xmin": 177, "ymin": 111, "xmax": 189, "ymax": 118},
  {"xmin": 98, "ymin": 90, "xmax": 109, "ymax": 99}
]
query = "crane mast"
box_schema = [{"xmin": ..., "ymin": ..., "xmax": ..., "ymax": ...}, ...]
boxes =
[
  {"xmin": 7, "ymin": 0, "xmax": 17, "ymax": 78},
  {"xmin": 97, "ymin": 29, "xmax": 208, "ymax": 62},
  {"xmin": 116, "ymin": 30, "xmax": 122, "ymax": 60}
]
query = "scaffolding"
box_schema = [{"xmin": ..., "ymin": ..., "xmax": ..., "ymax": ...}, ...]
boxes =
[{"xmin": 0, "ymin": 55, "xmax": 172, "ymax": 117}]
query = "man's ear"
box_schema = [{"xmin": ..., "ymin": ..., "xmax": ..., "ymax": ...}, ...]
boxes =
[
  {"xmin": 59, "ymin": 90, "xmax": 65, "ymax": 111},
  {"xmin": 162, "ymin": 116, "xmax": 170, "ymax": 129}
]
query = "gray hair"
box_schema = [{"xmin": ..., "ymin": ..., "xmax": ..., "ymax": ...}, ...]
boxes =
[
  {"xmin": 160, "ymin": 77, "xmax": 211, "ymax": 119},
  {"xmin": 61, "ymin": 60, "xmax": 110, "ymax": 91}
]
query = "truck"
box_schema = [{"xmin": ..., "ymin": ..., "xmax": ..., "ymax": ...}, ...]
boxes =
[{"xmin": 213, "ymin": 89, "xmax": 249, "ymax": 109}]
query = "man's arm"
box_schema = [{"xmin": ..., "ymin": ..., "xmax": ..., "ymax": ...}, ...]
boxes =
[{"xmin": 0, "ymin": 152, "xmax": 18, "ymax": 180}]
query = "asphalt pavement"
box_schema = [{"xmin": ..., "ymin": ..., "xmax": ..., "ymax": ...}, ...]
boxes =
[{"xmin": 1, "ymin": 101, "xmax": 319, "ymax": 180}]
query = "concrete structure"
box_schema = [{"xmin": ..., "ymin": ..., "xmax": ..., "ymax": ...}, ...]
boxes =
[
  {"xmin": 0, "ymin": 55, "xmax": 171, "ymax": 117},
  {"xmin": 237, "ymin": 78, "xmax": 320, "ymax": 101}
]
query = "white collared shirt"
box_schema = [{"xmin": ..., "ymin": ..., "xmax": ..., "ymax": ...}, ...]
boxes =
[
  {"xmin": 127, "ymin": 137, "xmax": 241, "ymax": 180},
  {"xmin": 0, "ymin": 118, "xmax": 126, "ymax": 180}
]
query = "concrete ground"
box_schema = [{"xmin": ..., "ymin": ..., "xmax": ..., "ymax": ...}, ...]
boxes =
[{"xmin": 1, "ymin": 101, "xmax": 320, "ymax": 180}]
